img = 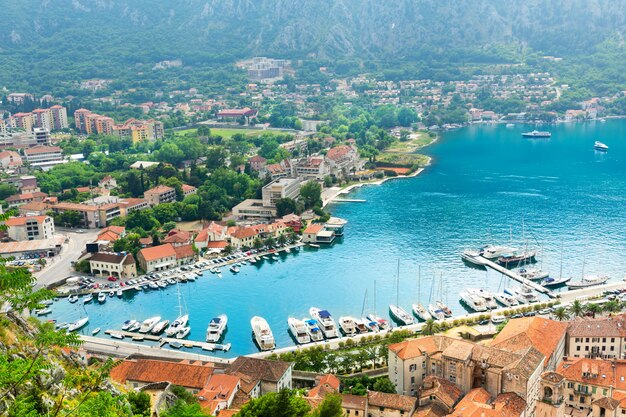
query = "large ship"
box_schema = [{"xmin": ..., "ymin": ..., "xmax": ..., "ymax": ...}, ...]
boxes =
[
  {"xmin": 522, "ymin": 130, "xmax": 551, "ymax": 138},
  {"xmin": 251, "ymin": 316, "xmax": 275, "ymax": 351}
]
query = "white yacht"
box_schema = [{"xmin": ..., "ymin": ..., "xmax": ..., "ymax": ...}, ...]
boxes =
[
  {"xmin": 518, "ymin": 268, "xmax": 549, "ymax": 281},
  {"xmin": 436, "ymin": 301, "xmax": 453, "ymax": 317},
  {"xmin": 366, "ymin": 314, "xmax": 389, "ymax": 330},
  {"xmin": 412, "ymin": 303, "xmax": 432, "ymax": 321},
  {"xmin": 206, "ymin": 315, "xmax": 228, "ymax": 343},
  {"xmin": 230, "ymin": 265, "xmax": 240, "ymax": 273},
  {"xmin": 251, "ymin": 316, "xmax": 275, "ymax": 351},
  {"xmin": 116, "ymin": 289, "xmax": 123, "ymax": 298},
  {"xmin": 304, "ymin": 318, "xmax": 324, "ymax": 341},
  {"xmin": 68, "ymin": 294, "xmax": 79, "ymax": 303},
  {"xmin": 83, "ymin": 294, "xmax": 93, "ymax": 304},
  {"xmin": 68, "ymin": 317, "xmax": 89, "ymax": 332},
  {"xmin": 309, "ymin": 307, "xmax": 339, "ymax": 338},
  {"xmin": 461, "ymin": 249, "xmax": 488, "ymax": 266},
  {"xmin": 494, "ymin": 292, "xmax": 519, "ymax": 307},
  {"xmin": 122, "ymin": 319, "xmax": 137, "ymax": 331},
  {"xmin": 594, "ymin": 141, "xmax": 609, "ymax": 151},
  {"xmin": 139, "ymin": 316, "xmax": 161, "ymax": 333},
  {"xmin": 568, "ymin": 274, "xmax": 608, "ymax": 289},
  {"xmin": 459, "ymin": 291, "xmax": 488, "ymax": 312},
  {"xmin": 361, "ymin": 317, "xmax": 380, "ymax": 332},
  {"xmin": 166, "ymin": 314, "xmax": 190, "ymax": 336},
  {"xmin": 176, "ymin": 326, "xmax": 191, "ymax": 339},
  {"xmin": 97, "ymin": 292, "xmax": 106, "ymax": 304},
  {"xmin": 354, "ymin": 318, "xmax": 369, "ymax": 333},
  {"xmin": 481, "ymin": 245, "xmax": 518, "ymax": 260},
  {"xmin": 389, "ymin": 304, "xmax": 414, "ymax": 325},
  {"xmin": 128, "ymin": 321, "xmax": 141, "ymax": 332},
  {"xmin": 428, "ymin": 304, "xmax": 446, "ymax": 321},
  {"xmin": 508, "ymin": 285, "xmax": 539, "ymax": 304},
  {"xmin": 288, "ymin": 317, "xmax": 311, "ymax": 344},
  {"xmin": 151, "ymin": 320, "xmax": 170, "ymax": 335},
  {"xmin": 36, "ymin": 308, "xmax": 52, "ymax": 316},
  {"xmin": 338, "ymin": 316, "xmax": 358, "ymax": 336},
  {"xmin": 466, "ymin": 288, "xmax": 497, "ymax": 309}
]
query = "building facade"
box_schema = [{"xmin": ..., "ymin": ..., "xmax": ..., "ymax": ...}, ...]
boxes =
[{"xmin": 5, "ymin": 215, "xmax": 55, "ymax": 241}]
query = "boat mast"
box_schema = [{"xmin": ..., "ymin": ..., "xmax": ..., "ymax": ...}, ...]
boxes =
[
  {"xmin": 361, "ymin": 289, "xmax": 367, "ymax": 318},
  {"xmin": 373, "ymin": 280, "xmax": 377, "ymax": 317},
  {"xmin": 396, "ymin": 259, "xmax": 400, "ymax": 307},
  {"xmin": 177, "ymin": 282, "xmax": 182, "ymax": 317},
  {"xmin": 417, "ymin": 265, "xmax": 421, "ymax": 303}
]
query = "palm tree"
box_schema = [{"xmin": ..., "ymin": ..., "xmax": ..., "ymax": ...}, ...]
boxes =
[
  {"xmin": 252, "ymin": 237, "xmax": 264, "ymax": 250},
  {"xmin": 570, "ymin": 300, "xmax": 585, "ymax": 318},
  {"xmin": 585, "ymin": 303, "xmax": 602, "ymax": 318},
  {"xmin": 604, "ymin": 300, "xmax": 621, "ymax": 314},
  {"xmin": 277, "ymin": 234, "xmax": 287, "ymax": 246},
  {"xmin": 422, "ymin": 319, "xmax": 440, "ymax": 336},
  {"xmin": 552, "ymin": 306, "xmax": 569, "ymax": 321}
]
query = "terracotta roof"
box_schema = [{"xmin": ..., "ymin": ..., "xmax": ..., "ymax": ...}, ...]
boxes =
[
  {"xmin": 227, "ymin": 357, "xmax": 292, "ymax": 383},
  {"xmin": 556, "ymin": 358, "xmax": 626, "ymax": 391},
  {"xmin": 144, "ymin": 185, "xmax": 174, "ymax": 195},
  {"xmin": 52, "ymin": 202, "xmax": 99, "ymax": 212},
  {"xmin": 18, "ymin": 201, "xmax": 50, "ymax": 212},
  {"xmin": 413, "ymin": 403, "xmax": 449, "ymax": 417},
  {"xmin": 307, "ymin": 374, "xmax": 340, "ymax": 399},
  {"xmin": 593, "ymin": 396, "xmax": 620, "ymax": 410},
  {"xmin": 139, "ymin": 243, "xmax": 176, "ymax": 261},
  {"xmin": 249, "ymin": 155, "xmax": 267, "ymax": 163},
  {"xmin": 303, "ymin": 223, "xmax": 324, "ymax": 234},
  {"xmin": 24, "ymin": 146, "xmax": 62, "ymax": 155},
  {"xmin": 326, "ymin": 145, "xmax": 354, "ymax": 161},
  {"xmin": 388, "ymin": 336, "xmax": 444, "ymax": 360},
  {"xmin": 367, "ymin": 391, "xmax": 416, "ymax": 412},
  {"xmin": 230, "ymin": 227, "xmax": 258, "ymax": 239},
  {"xmin": 119, "ymin": 198, "xmax": 147, "ymax": 207},
  {"xmin": 341, "ymin": 393, "xmax": 366, "ymax": 410},
  {"xmin": 197, "ymin": 374, "xmax": 240, "ymax": 414},
  {"xmin": 174, "ymin": 244, "xmax": 195, "ymax": 259},
  {"xmin": 228, "ymin": 371, "xmax": 260, "ymax": 396},
  {"xmin": 110, "ymin": 358, "xmax": 213, "ymax": 389},
  {"xmin": 421, "ymin": 376, "xmax": 464, "ymax": 409},
  {"xmin": 206, "ymin": 241, "xmax": 228, "ymax": 249},
  {"xmin": 163, "ymin": 234, "xmax": 191, "ymax": 244},
  {"xmin": 90, "ymin": 252, "xmax": 133, "ymax": 265},
  {"xmin": 567, "ymin": 316, "xmax": 626, "ymax": 338},
  {"xmin": 6, "ymin": 192, "xmax": 48, "ymax": 202},
  {"xmin": 541, "ymin": 371, "xmax": 564, "ymax": 383},
  {"xmin": 5, "ymin": 215, "xmax": 49, "ymax": 226},
  {"xmin": 181, "ymin": 184, "xmax": 197, "ymax": 192}
]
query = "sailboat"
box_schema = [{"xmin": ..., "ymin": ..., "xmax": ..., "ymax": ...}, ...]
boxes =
[
  {"xmin": 360, "ymin": 289, "xmax": 378, "ymax": 332},
  {"xmin": 166, "ymin": 283, "xmax": 189, "ymax": 337},
  {"xmin": 435, "ymin": 273, "xmax": 452, "ymax": 317},
  {"xmin": 366, "ymin": 280, "xmax": 389, "ymax": 330},
  {"xmin": 412, "ymin": 266, "xmax": 431, "ymax": 321},
  {"xmin": 542, "ymin": 241, "xmax": 570, "ymax": 288},
  {"xmin": 567, "ymin": 244, "xmax": 607, "ymax": 289},
  {"xmin": 428, "ymin": 274, "xmax": 445, "ymax": 320},
  {"xmin": 389, "ymin": 260, "xmax": 414, "ymax": 326}
]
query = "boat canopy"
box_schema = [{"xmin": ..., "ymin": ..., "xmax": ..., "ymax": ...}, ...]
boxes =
[
  {"xmin": 318, "ymin": 310, "xmax": 331, "ymax": 318},
  {"xmin": 211, "ymin": 317, "xmax": 221, "ymax": 324},
  {"xmin": 306, "ymin": 319, "xmax": 317, "ymax": 326}
]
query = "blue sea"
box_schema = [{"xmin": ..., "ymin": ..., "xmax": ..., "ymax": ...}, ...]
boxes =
[{"xmin": 48, "ymin": 120, "xmax": 626, "ymax": 357}]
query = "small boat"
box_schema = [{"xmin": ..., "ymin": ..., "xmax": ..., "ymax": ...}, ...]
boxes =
[
  {"xmin": 230, "ymin": 266, "xmax": 240, "ymax": 273},
  {"xmin": 466, "ymin": 288, "xmax": 497, "ymax": 309},
  {"xmin": 361, "ymin": 317, "xmax": 379, "ymax": 332},
  {"xmin": 68, "ymin": 317, "xmax": 89, "ymax": 332},
  {"xmin": 308, "ymin": 244, "xmax": 320, "ymax": 248},
  {"xmin": 522, "ymin": 130, "xmax": 551, "ymax": 138},
  {"xmin": 518, "ymin": 268, "xmax": 549, "ymax": 281},
  {"xmin": 151, "ymin": 320, "xmax": 170, "ymax": 335},
  {"xmin": 506, "ymin": 123, "xmax": 515, "ymax": 128},
  {"xmin": 498, "ymin": 251, "xmax": 536, "ymax": 267},
  {"xmin": 412, "ymin": 303, "xmax": 432, "ymax": 321},
  {"xmin": 480, "ymin": 245, "xmax": 519, "ymax": 260},
  {"xmin": 166, "ymin": 314, "xmax": 189, "ymax": 337},
  {"xmin": 568, "ymin": 275, "xmax": 608, "ymax": 289},
  {"xmin": 110, "ymin": 333, "xmax": 124, "ymax": 340},
  {"xmin": 122, "ymin": 319, "xmax": 137, "ymax": 330},
  {"xmin": 83, "ymin": 294, "xmax": 93, "ymax": 304},
  {"xmin": 169, "ymin": 341, "xmax": 182, "ymax": 349},
  {"xmin": 354, "ymin": 318, "xmax": 369, "ymax": 333},
  {"xmin": 249, "ymin": 258, "xmax": 256, "ymax": 264},
  {"xmin": 436, "ymin": 301, "xmax": 452, "ymax": 317},
  {"xmin": 309, "ymin": 307, "xmax": 339, "ymax": 338},
  {"xmin": 92, "ymin": 327, "xmax": 101, "ymax": 335},
  {"xmin": 272, "ymin": 254, "xmax": 279, "ymax": 260},
  {"xmin": 461, "ymin": 249, "xmax": 488, "ymax": 266},
  {"xmin": 36, "ymin": 308, "xmax": 52, "ymax": 316},
  {"xmin": 68, "ymin": 295, "xmax": 79, "ymax": 303},
  {"xmin": 251, "ymin": 316, "xmax": 275, "ymax": 351},
  {"xmin": 139, "ymin": 316, "xmax": 161, "ymax": 333},
  {"xmin": 108, "ymin": 290, "xmax": 114, "ymax": 297},
  {"xmin": 56, "ymin": 322, "xmax": 69, "ymax": 330},
  {"xmin": 288, "ymin": 317, "xmax": 311, "ymax": 344},
  {"xmin": 217, "ymin": 273, "xmax": 223, "ymax": 278},
  {"xmin": 304, "ymin": 318, "xmax": 324, "ymax": 342},
  {"xmin": 389, "ymin": 304, "xmax": 414, "ymax": 325},
  {"xmin": 494, "ymin": 292, "xmax": 519, "ymax": 307},
  {"xmin": 366, "ymin": 314, "xmax": 389, "ymax": 330},
  {"xmin": 129, "ymin": 322, "xmax": 141, "ymax": 332},
  {"xmin": 117, "ymin": 289, "xmax": 123, "ymax": 298},
  {"xmin": 255, "ymin": 256, "xmax": 261, "ymax": 261},
  {"xmin": 542, "ymin": 276, "xmax": 571, "ymax": 288},
  {"xmin": 338, "ymin": 316, "xmax": 358, "ymax": 336},
  {"xmin": 97, "ymin": 293, "xmax": 106, "ymax": 304},
  {"xmin": 507, "ymin": 285, "xmax": 539, "ymax": 304},
  {"xmin": 459, "ymin": 291, "xmax": 488, "ymax": 312},
  {"xmin": 594, "ymin": 141, "xmax": 609, "ymax": 151},
  {"xmin": 148, "ymin": 282, "xmax": 159, "ymax": 290},
  {"xmin": 176, "ymin": 326, "xmax": 191, "ymax": 339},
  {"xmin": 206, "ymin": 315, "xmax": 228, "ymax": 343},
  {"xmin": 157, "ymin": 281, "xmax": 167, "ymax": 288},
  {"xmin": 428, "ymin": 304, "xmax": 445, "ymax": 321}
]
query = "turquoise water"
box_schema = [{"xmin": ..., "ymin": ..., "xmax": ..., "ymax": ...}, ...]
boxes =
[{"xmin": 48, "ymin": 120, "xmax": 626, "ymax": 357}]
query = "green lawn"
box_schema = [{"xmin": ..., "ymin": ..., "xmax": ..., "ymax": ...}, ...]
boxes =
[
  {"xmin": 385, "ymin": 132, "xmax": 435, "ymax": 153},
  {"xmin": 174, "ymin": 127, "xmax": 265, "ymax": 139}
]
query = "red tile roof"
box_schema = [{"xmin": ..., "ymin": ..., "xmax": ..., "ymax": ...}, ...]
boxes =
[
  {"xmin": 24, "ymin": 146, "xmax": 62, "ymax": 155},
  {"xmin": 139, "ymin": 243, "xmax": 176, "ymax": 261},
  {"xmin": 303, "ymin": 223, "xmax": 324, "ymax": 234},
  {"xmin": 367, "ymin": 391, "xmax": 416, "ymax": 412},
  {"xmin": 174, "ymin": 244, "xmax": 195, "ymax": 259},
  {"xmin": 110, "ymin": 359, "xmax": 213, "ymax": 389},
  {"xmin": 326, "ymin": 145, "xmax": 354, "ymax": 161},
  {"xmin": 5, "ymin": 215, "xmax": 49, "ymax": 226}
]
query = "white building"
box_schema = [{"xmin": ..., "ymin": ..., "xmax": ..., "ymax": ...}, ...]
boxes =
[
  {"xmin": 5, "ymin": 215, "xmax": 55, "ymax": 241},
  {"xmin": 261, "ymin": 177, "xmax": 301, "ymax": 207}
]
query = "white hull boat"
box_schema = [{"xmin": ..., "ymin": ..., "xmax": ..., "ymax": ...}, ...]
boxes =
[
  {"xmin": 151, "ymin": 320, "xmax": 170, "ymax": 335},
  {"xmin": 412, "ymin": 303, "xmax": 432, "ymax": 321},
  {"xmin": 428, "ymin": 304, "xmax": 446, "ymax": 321},
  {"xmin": 459, "ymin": 291, "xmax": 488, "ymax": 312},
  {"xmin": 288, "ymin": 317, "xmax": 311, "ymax": 344},
  {"xmin": 467, "ymin": 288, "xmax": 497, "ymax": 309},
  {"xmin": 568, "ymin": 275, "xmax": 608, "ymax": 289},
  {"xmin": 251, "ymin": 316, "xmax": 275, "ymax": 351},
  {"xmin": 304, "ymin": 318, "xmax": 324, "ymax": 341},
  {"xmin": 206, "ymin": 315, "xmax": 228, "ymax": 343},
  {"xmin": 176, "ymin": 326, "xmax": 191, "ymax": 339},
  {"xmin": 338, "ymin": 316, "xmax": 358, "ymax": 336},
  {"xmin": 68, "ymin": 317, "xmax": 89, "ymax": 332},
  {"xmin": 494, "ymin": 292, "xmax": 519, "ymax": 307},
  {"xmin": 166, "ymin": 314, "xmax": 189, "ymax": 337},
  {"xmin": 389, "ymin": 304, "xmax": 414, "ymax": 325},
  {"xmin": 139, "ymin": 316, "xmax": 161, "ymax": 333},
  {"xmin": 309, "ymin": 307, "xmax": 339, "ymax": 338}
]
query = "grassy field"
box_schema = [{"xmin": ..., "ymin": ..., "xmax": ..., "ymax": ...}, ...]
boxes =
[
  {"xmin": 377, "ymin": 152, "xmax": 430, "ymax": 167},
  {"xmin": 175, "ymin": 127, "xmax": 265, "ymax": 139},
  {"xmin": 385, "ymin": 132, "xmax": 435, "ymax": 153}
]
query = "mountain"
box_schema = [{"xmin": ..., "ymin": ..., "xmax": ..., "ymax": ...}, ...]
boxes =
[{"xmin": 1, "ymin": 0, "xmax": 626, "ymax": 91}]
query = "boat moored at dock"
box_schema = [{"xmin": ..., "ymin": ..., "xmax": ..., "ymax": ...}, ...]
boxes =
[
  {"xmin": 310, "ymin": 307, "xmax": 339, "ymax": 338},
  {"xmin": 412, "ymin": 303, "xmax": 432, "ymax": 321},
  {"xmin": 568, "ymin": 275, "xmax": 608, "ymax": 289},
  {"xmin": 428, "ymin": 304, "xmax": 446, "ymax": 321},
  {"xmin": 542, "ymin": 276, "xmax": 571, "ymax": 288},
  {"xmin": 338, "ymin": 316, "xmax": 358, "ymax": 336},
  {"xmin": 288, "ymin": 318, "xmax": 311, "ymax": 344},
  {"xmin": 151, "ymin": 320, "xmax": 170, "ymax": 335},
  {"xmin": 139, "ymin": 316, "xmax": 161, "ymax": 333},
  {"xmin": 459, "ymin": 291, "xmax": 488, "ymax": 312},
  {"xmin": 304, "ymin": 319, "xmax": 324, "ymax": 342},
  {"xmin": 389, "ymin": 304, "xmax": 414, "ymax": 325},
  {"xmin": 251, "ymin": 316, "xmax": 275, "ymax": 351},
  {"xmin": 206, "ymin": 315, "xmax": 228, "ymax": 343},
  {"xmin": 518, "ymin": 268, "xmax": 549, "ymax": 281}
]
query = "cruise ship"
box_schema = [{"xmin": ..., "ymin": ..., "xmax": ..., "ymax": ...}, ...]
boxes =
[
  {"xmin": 459, "ymin": 291, "xmax": 488, "ymax": 312},
  {"xmin": 338, "ymin": 316, "xmax": 358, "ymax": 336},
  {"xmin": 309, "ymin": 307, "xmax": 339, "ymax": 338},
  {"xmin": 251, "ymin": 316, "xmax": 275, "ymax": 351},
  {"xmin": 303, "ymin": 318, "xmax": 324, "ymax": 342},
  {"xmin": 522, "ymin": 130, "xmax": 551, "ymax": 138},
  {"xmin": 139, "ymin": 316, "xmax": 161, "ymax": 333},
  {"xmin": 389, "ymin": 304, "xmax": 414, "ymax": 326},
  {"xmin": 568, "ymin": 275, "xmax": 608, "ymax": 289},
  {"xmin": 206, "ymin": 315, "xmax": 228, "ymax": 343},
  {"xmin": 288, "ymin": 318, "xmax": 311, "ymax": 344}
]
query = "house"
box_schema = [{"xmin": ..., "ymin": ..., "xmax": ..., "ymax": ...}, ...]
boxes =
[
  {"xmin": 226, "ymin": 357, "xmax": 293, "ymax": 395},
  {"xmin": 302, "ymin": 223, "xmax": 335, "ymax": 244},
  {"xmin": 418, "ymin": 376, "xmax": 464, "ymax": 413},
  {"xmin": 5, "ymin": 215, "xmax": 55, "ymax": 241},
  {"xmin": 144, "ymin": 185, "xmax": 176, "ymax": 206},
  {"xmin": 326, "ymin": 144, "xmax": 360, "ymax": 177},
  {"xmin": 279, "ymin": 213, "xmax": 303, "ymax": 233},
  {"xmin": 447, "ymin": 388, "xmax": 526, "ymax": 417},
  {"xmin": 98, "ymin": 176, "xmax": 117, "ymax": 190},
  {"xmin": 89, "ymin": 252, "xmax": 137, "ymax": 279},
  {"xmin": 491, "ymin": 317, "xmax": 568, "ymax": 370},
  {"xmin": 6, "ymin": 191, "xmax": 48, "ymax": 207},
  {"xmin": 0, "ymin": 151, "xmax": 22, "ymax": 170},
  {"xmin": 366, "ymin": 391, "xmax": 417, "ymax": 417},
  {"xmin": 197, "ymin": 374, "xmax": 241, "ymax": 415},
  {"xmin": 304, "ymin": 374, "xmax": 367, "ymax": 417},
  {"xmin": 174, "ymin": 244, "xmax": 196, "ymax": 266},
  {"xmin": 118, "ymin": 198, "xmax": 149, "ymax": 216},
  {"xmin": 228, "ymin": 226, "xmax": 259, "ymax": 249},
  {"xmin": 249, "ymin": 155, "xmax": 267, "ymax": 171},
  {"xmin": 294, "ymin": 157, "xmax": 329, "ymax": 180},
  {"xmin": 18, "ymin": 201, "xmax": 51, "ymax": 216},
  {"xmin": 566, "ymin": 315, "xmax": 626, "ymax": 360},
  {"xmin": 163, "ymin": 229, "xmax": 193, "ymax": 247},
  {"xmin": 137, "ymin": 243, "xmax": 177, "ymax": 272},
  {"xmin": 182, "ymin": 184, "xmax": 197, "ymax": 197},
  {"xmin": 95, "ymin": 226, "xmax": 126, "ymax": 244},
  {"xmin": 194, "ymin": 222, "xmax": 227, "ymax": 251}
]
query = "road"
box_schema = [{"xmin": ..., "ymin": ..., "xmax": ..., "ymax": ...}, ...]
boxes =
[{"xmin": 34, "ymin": 228, "xmax": 99, "ymax": 288}]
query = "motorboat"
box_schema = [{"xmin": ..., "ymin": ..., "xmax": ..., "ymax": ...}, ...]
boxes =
[
  {"xmin": 122, "ymin": 319, "xmax": 137, "ymax": 330},
  {"xmin": 151, "ymin": 320, "xmax": 170, "ymax": 335},
  {"xmin": 428, "ymin": 304, "xmax": 446, "ymax": 321},
  {"xmin": 116, "ymin": 289, "xmax": 123, "ymax": 298},
  {"xmin": 522, "ymin": 130, "xmax": 551, "ymax": 138},
  {"xmin": 568, "ymin": 275, "xmax": 608, "ymax": 289},
  {"xmin": 436, "ymin": 301, "xmax": 452, "ymax": 317},
  {"xmin": 354, "ymin": 318, "xmax": 369, "ymax": 333},
  {"xmin": 389, "ymin": 304, "xmax": 414, "ymax": 326},
  {"xmin": 148, "ymin": 282, "xmax": 159, "ymax": 290},
  {"xmin": 109, "ymin": 290, "xmax": 114, "ymax": 297},
  {"xmin": 494, "ymin": 292, "xmax": 519, "ymax": 307},
  {"xmin": 288, "ymin": 317, "xmax": 311, "ymax": 344},
  {"xmin": 83, "ymin": 294, "xmax": 93, "ymax": 304},
  {"xmin": 139, "ymin": 316, "xmax": 161, "ymax": 333},
  {"xmin": 594, "ymin": 141, "xmax": 609, "ymax": 151},
  {"xmin": 206, "ymin": 315, "xmax": 228, "ymax": 343},
  {"xmin": 166, "ymin": 314, "xmax": 189, "ymax": 337},
  {"xmin": 68, "ymin": 317, "xmax": 89, "ymax": 332},
  {"xmin": 518, "ymin": 268, "xmax": 549, "ymax": 281},
  {"xmin": 338, "ymin": 316, "xmax": 358, "ymax": 336},
  {"xmin": 97, "ymin": 293, "xmax": 106, "ymax": 304},
  {"xmin": 480, "ymin": 245, "xmax": 519, "ymax": 260},
  {"xmin": 176, "ymin": 326, "xmax": 191, "ymax": 339},
  {"xmin": 542, "ymin": 276, "xmax": 571, "ymax": 288},
  {"xmin": 304, "ymin": 318, "xmax": 324, "ymax": 342},
  {"xmin": 110, "ymin": 333, "xmax": 124, "ymax": 340},
  {"xmin": 309, "ymin": 307, "xmax": 339, "ymax": 338},
  {"xmin": 412, "ymin": 303, "xmax": 432, "ymax": 321},
  {"xmin": 68, "ymin": 295, "xmax": 79, "ymax": 303},
  {"xmin": 361, "ymin": 317, "xmax": 379, "ymax": 332},
  {"xmin": 466, "ymin": 288, "xmax": 497, "ymax": 309},
  {"xmin": 56, "ymin": 322, "xmax": 69, "ymax": 330},
  {"xmin": 251, "ymin": 316, "xmax": 275, "ymax": 351},
  {"xmin": 498, "ymin": 251, "xmax": 536, "ymax": 267},
  {"xmin": 128, "ymin": 322, "xmax": 141, "ymax": 332},
  {"xmin": 510, "ymin": 285, "xmax": 540, "ymax": 304},
  {"xmin": 366, "ymin": 314, "xmax": 389, "ymax": 330},
  {"xmin": 461, "ymin": 249, "xmax": 488, "ymax": 266},
  {"xmin": 36, "ymin": 308, "xmax": 52, "ymax": 316},
  {"xmin": 459, "ymin": 291, "xmax": 488, "ymax": 312},
  {"xmin": 169, "ymin": 341, "xmax": 182, "ymax": 349},
  {"xmin": 230, "ymin": 266, "xmax": 240, "ymax": 273},
  {"xmin": 92, "ymin": 328, "xmax": 101, "ymax": 335}
]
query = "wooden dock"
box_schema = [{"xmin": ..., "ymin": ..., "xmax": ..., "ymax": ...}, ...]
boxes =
[
  {"xmin": 104, "ymin": 330, "xmax": 231, "ymax": 351},
  {"xmin": 475, "ymin": 256, "xmax": 556, "ymax": 298}
]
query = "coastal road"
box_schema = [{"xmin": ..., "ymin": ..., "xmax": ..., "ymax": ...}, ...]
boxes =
[{"xmin": 34, "ymin": 228, "xmax": 99, "ymax": 289}]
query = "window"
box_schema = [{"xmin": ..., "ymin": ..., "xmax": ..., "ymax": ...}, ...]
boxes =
[
  {"xmin": 577, "ymin": 346, "xmax": 581, "ymax": 351},
  {"xmin": 411, "ymin": 376, "xmax": 415, "ymax": 384},
  {"xmin": 569, "ymin": 394, "xmax": 574, "ymax": 401},
  {"xmin": 580, "ymin": 397, "xmax": 585, "ymax": 404},
  {"xmin": 603, "ymin": 338, "xmax": 606, "ymax": 342},
  {"xmin": 409, "ymin": 364, "xmax": 416, "ymax": 372},
  {"xmin": 586, "ymin": 338, "xmax": 590, "ymax": 343}
]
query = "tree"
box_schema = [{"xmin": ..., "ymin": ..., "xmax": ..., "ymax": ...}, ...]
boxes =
[
  {"xmin": 237, "ymin": 390, "xmax": 310, "ymax": 417},
  {"xmin": 552, "ymin": 306, "xmax": 569, "ymax": 321},
  {"xmin": 372, "ymin": 377, "xmax": 397, "ymax": 394},
  {"xmin": 397, "ymin": 107, "xmax": 418, "ymax": 127},
  {"xmin": 300, "ymin": 180, "xmax": 322, "ymax": 208},
  {"xmin": 422, "ymin": 319, "xmax": 440, "ymax": 336},
  {"xmin": 162, "ymin": 221, "xmax": 178, "ymax": 233},
  {"xmin": 127, "ymin": 391, "xmax": 151, "ymax": 417},
  {"xmin": 277, "ymin": 234, "xmax": 288, "ymax": 246},
  {"xmin": 0, "ymin": 183, "xmax": 17, "ymax": 200},
  {"xmin": 153, "ymin": 203, "xmax": 179, "ymax": 224},
  {"xmin": 253, "ymin": 237, "xmax": 264, "ymax": 250},
  {"xmin": 604, "ymin": 300, "xmax": 621, "ymax": 314},
  {"xmin": 275, "ymin": 198, "xmax": 298, "ymax": 217},
  {"xmin": 311, "ymin": 395, "xmax": 343, "ymax": 417},
  {"xmin": 570, "ymin": 300, "xmax": 585, "ymax": 318},
  {"xmin": 585, "ymin": 303, "xmax": 602, "ymax": 318}
]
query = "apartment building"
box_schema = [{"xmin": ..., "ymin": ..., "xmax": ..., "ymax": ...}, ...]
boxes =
[
  {"xmin": 112, "ymin": 118, "xmax": 164, "ymax": 143},
  {"xmin": 0, "ymin": 130, "xmax": 37, "ymax": 148},
  {"xmin": 32, "ymin": 108, "xmax": 53, "ymax": 131},
  {"xmin": 566, "ymin": 315, "xmax": 626, "ymax": 359},
  {"xmin": 89, "ymin": 252, "xmax": 137, "ymax": 279},
  {"xmin": 10, "ymin": 112, "xmax": 35, "ymax": 132},
  {"xmin": 51, "ymin": 202, "xmax": 120, "ymax": 228},
  {"xmin": 6, "ymin": 191, "xmax": 48, "ymax": 207},
  {"xmin": 73, "ymin": 109, "xmax": 114, "ymax": 135},
  {"xmin": 117, "ymin": 198, "xmax": 149, "ymax": 216},
  {"xmin": 144, "ymin": 185, "xmax": 176, "ymax": 206},
  {"xmin": 50, "ymin": 105, "xmax": 69, "ymax": 130},
  {"xmin": 24, "ymin": 146, "xmax": 64, "ymax": 167},
  {"xmin": 261, "ymin": 177, "xmax": 301, "ymax": 207},
  {"xmin": 137, "ymin": 243, "xmax": 177, "ymax": 272},
  {"xmin": 5, "ymin": 215, "xmax": 55, "ymax": 241},
  {"xmin": 326, "ymin": 144, "xmax": 360, "ymax": 176},
  {"xmin": 294, "ymin": 157, "xmax": 329, "ymax": 180}
]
